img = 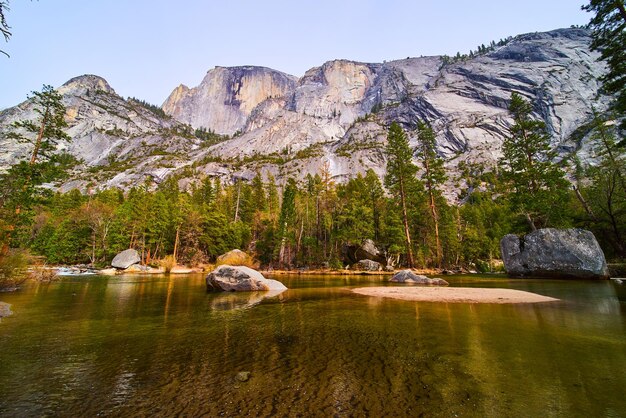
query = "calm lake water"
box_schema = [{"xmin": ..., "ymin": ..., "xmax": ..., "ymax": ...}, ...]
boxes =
[{"xmin": 0, "ymin": 274, "xmax": 625, "ymax": 417}]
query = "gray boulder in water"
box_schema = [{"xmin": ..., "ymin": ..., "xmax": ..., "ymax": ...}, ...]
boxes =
[
  {"xmin": 390, "ymin": 270, "xmax": 449, "ymax": 286},
  {"xmin": 206, "ymin": 265, "xmax": 288, "ymax": 292},
  {"xmin": 500, "ymin": 228, "xmax": 609, "ymax": 279},
  {"xmin": 111, "ymin": 249, "xmax": 141, "ymax": 269}
]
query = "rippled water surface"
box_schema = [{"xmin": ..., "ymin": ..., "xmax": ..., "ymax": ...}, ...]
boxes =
[{"xmin": 0, "ymin": 274, "xmax": 625, "ymax": 417}]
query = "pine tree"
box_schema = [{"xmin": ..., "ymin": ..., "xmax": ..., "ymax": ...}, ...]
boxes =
[
  {"xmin": 7, "ymin": 85, "xmax": 70, "ymax": 165},
  {"xmin": 415, "ymin": 122, "xmax": 447, "ymax": 267},
  {"xmin": 277, "ymin": 178, "xmax": 298, "ymax": 268},
  {"xmin": 363, "ymin": 169, "xmax": 384, "ymax": 241},
  {"xmin": 2, "ymin": 85, "xmax": 70, "ymax": 253},
  {"xmin": 500, "ymin": 92, "xmax": 569, "ymax": 231},
  {"xmin": 578, "ymin": 112, "xmax": 626, "ymax": 257},
  {"xmin": 266, "ymin": 172, "xmax": 280, "ymax": 223},
  {"xmin": 1, "ymin": 1, "xmax": 11, "ymax": 57},
  {"xmin": 385, "ymin": 122, "xmax": 421, "ymax": 267},
  {"xmin": 583, "ymin": 0, "xmax": 626, "ymax": 127}
]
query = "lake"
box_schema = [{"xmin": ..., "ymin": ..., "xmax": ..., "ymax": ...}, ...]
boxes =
[{"xmin": 0, "ymin": 274, "xmax": 625, "ymax": 417}]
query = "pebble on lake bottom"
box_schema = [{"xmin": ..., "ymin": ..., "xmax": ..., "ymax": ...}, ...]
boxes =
[{"xmin": 236, "ymin": 371, "xmax": 251, "ymax": 382}]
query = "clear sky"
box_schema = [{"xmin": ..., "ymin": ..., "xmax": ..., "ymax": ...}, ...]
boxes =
[{"xmin": 0, "ymin": 0, "xmax": 591, "ymax": 110}]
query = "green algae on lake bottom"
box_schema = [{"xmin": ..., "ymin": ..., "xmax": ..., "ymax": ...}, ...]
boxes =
[{"xmin": 0, "ymin": 274, "xmax": 625, "ymax": 417}]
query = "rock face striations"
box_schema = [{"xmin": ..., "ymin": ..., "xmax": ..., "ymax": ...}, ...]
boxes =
[
  {"xmin": 0, "ymin": 28, "xmax": 610, "ymax": 194},
  {"xmin": 162, "ymin": 66, "xmax": 297, "ymax": 135}
]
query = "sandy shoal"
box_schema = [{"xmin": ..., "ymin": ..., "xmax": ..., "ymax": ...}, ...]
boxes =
[{"xmin": 351, "ymin": 287, "xmax": 559, "ymax": 304}]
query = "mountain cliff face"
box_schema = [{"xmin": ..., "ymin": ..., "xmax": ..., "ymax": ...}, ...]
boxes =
[
  {"xmin": 0, "ymin": 28, "xmax": 609, "ymax": 196},
  {"xmin": 162, "ymin": 66, "xmax": 297, "ymax": 135}
]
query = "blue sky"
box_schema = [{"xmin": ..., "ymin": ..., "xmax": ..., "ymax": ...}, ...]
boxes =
[{"xmin": 0, "ymin": 0, "xmax": 590, "ymax": 110}]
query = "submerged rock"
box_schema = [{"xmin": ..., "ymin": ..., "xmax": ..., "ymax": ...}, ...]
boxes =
[
  {"xmin": 206, "ymin": 265, "xmax": 288, "ymax": 292},
  {"xmin": 500, "ymin": 228, "xmax": 609, "ymax": 279},
  {"xmin": 210, "ymin": 289, "xmax": 286, "ymax": 311},
  {"xmin": 111, "ymin": 249, "xmax": 141, "ymax": 269},
  {"xmin": 0, "ymin": 302, "xmax": 12, "ymax": 318},
  {"xmin": 125, "ymin": 264, "xmax": 151, "ymax": 273},
  {"xmin": 235, "ymin": 371, "xmax": 251, "ymax": 382},
  {"xmin": 390, "ymin": 270, "xmax": 449, "ymax": 286}
]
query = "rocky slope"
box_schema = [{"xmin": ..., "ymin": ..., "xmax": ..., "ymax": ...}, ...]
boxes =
[
  {"xmin": 0, "ymin": 28, "xmax": 610, "ymax": 196},
  {"xmin": 0, "ymin": 75, "xmax": 201, "ymax": 189}
]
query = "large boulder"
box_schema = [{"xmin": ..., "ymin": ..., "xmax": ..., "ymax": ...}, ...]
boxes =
[
  {"xmin": 355, "ymin": 259, "xmax": 382, "ymax": 271},
  {"xmin": 390, "ymin": 270, "xmax": 449, "ymax": 286},
  {"xmin": 216, "ymin": 249, "xmax": 255, "ymax": 267},
  {"xmin": 111, "ymin": 249, "xmax": 141, "ymax": 269},
  {"xmin": 500, "ymin": 228, "xmax": 609, "ymax": 279},
  {"xmin": 343, "ymin": 239, "xmax": 386, "ymax": 265},
  {"xmin": 207, "ymin": 265, "xmax": 288, "ymax": 292}
]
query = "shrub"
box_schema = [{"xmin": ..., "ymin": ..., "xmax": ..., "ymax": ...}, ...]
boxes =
[
  {"xmin": 159, "ymin": 255, "xmax": 177, "ymax": 273},
  {"xmin": 0, "ymin": 249, "xmax": 30, "ymax": 291}
]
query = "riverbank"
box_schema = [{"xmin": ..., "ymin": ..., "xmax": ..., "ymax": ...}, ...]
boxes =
[{"xmin": 352, "ymin": 287, "xmax": 559, "ymax": 304}]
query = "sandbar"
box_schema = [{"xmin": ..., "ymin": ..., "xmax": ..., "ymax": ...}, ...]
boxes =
[{"xmin": 352, "ymin": 287, "xmax": 559, "ymax": 304}]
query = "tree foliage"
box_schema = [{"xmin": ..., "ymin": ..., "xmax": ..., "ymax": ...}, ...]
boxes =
[
  {"xmin": 385, "ymin": 122, "xmax": 422, "ymax": 267},
  {"xmin": 500, "ymin": 92, "xmax": 569, "ymax": 230},
  {"xmin": 583, "ymin": 0, "xmax": 626, "ymax": 127},
  {"xmin": 1, "ymin": 85, "xmax": 71, "ymax": 252},
  {"xmin": 0, "ymin": 1, "xmax": 11, "ymax": 57}
]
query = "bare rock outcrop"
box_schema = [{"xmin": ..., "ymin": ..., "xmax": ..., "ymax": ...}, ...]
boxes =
[
  {"xmin": 162, "ymin": 66, "xmax": 297, "ymax": 135},
  {"xmin": 500, "ymin": 228, "xmax": 609, "ymax": 279}
]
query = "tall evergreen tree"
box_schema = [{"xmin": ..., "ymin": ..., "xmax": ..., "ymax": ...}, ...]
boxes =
[
  {"xmin": 577, "ymin": 112, "xmax": 626, "ymax": 257},
  {"xmin": 500, "ymin": 92, "xmax": 569, "ymax": 231},
  {"xmin": 415, "ymin": 122, "xmax": 447, "ymax": 267},
  {"xmin": 7, "ymin": 85, "xmax": 70, "ymax": 165},
  {"xmin": 277, "ymin": 178, "xmax": 298, "ymax": 268},
  {"xmin": 583, "ymin": 0, "xmax": 626, "ymax": 127},
  {"xmin": 363, "ymin": 169, "xmax": 384, "ymax": 241},
  {"xmin": 385, "ymin": 122, "xmax": 421, "ymax": 267},
  {"xmin": 2, "ymin": 85, "xmax": 70, "ymax": 253}
]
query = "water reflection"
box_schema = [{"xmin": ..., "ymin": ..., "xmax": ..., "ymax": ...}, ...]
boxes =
[
  {"xmin": 208, "ymin": 289, "xmax": 286, "ymax": 311},
  {"xmin": 0, "ymin": 274, "xmax": 624, "ymax": 417}
]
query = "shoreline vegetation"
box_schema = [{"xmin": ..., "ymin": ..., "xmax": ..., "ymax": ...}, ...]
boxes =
[{"xmin": 1, "ymin": 44, "xmax": 625, "ymax": 287}]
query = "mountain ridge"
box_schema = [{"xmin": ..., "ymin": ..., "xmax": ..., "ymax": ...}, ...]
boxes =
[{"xmin": 0, "ymin": 27, "xmax": 610, "ymax": 199}]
